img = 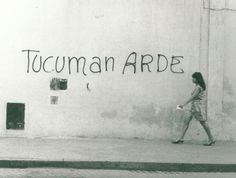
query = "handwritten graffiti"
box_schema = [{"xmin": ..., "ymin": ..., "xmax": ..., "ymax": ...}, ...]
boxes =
[
  {"xmin": 22, "ymin": 49, "xmax": 184, "ymax": 75},
  {"xmin": 122, "ymin": 52, "xmax": 184, "ymax": 74},
  {"xmin": 22, "ymin": 50, "xmax": 115, "ymax": 76}
]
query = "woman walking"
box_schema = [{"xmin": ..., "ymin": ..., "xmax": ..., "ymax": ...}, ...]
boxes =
[{"xmin": 172, "ymin": 72, "xmax": 215, "ymax": 146}]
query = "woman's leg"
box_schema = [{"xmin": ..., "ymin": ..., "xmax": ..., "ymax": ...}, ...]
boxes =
[
  {"xmin": 199, "ymin": 121, "xmax": 214, "ymax": 141},
  {"xmin": 179, "ymin": 116, "xmax": 192, "ymax": 140}
]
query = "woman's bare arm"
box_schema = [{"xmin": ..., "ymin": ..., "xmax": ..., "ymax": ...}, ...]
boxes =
[{"xmin": 179, "ymin": 87, "xmax": 201, "ymax": 108}]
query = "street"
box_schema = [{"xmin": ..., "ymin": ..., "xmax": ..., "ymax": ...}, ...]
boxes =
[{"xmin": 0, "ymin": 169, "xmax": 235, "ymax": 178}]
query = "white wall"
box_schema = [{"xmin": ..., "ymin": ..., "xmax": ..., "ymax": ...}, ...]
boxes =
[
  {"xmin": 222, "ymin": 0, "xmax": 236, "ymax": 140},
  {"xmin": 0, "ymin": 0, "xmax": 218, "ymax": 139}
]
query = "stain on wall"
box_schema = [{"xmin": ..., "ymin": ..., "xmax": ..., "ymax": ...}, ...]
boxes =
[
  {"xmin": 129, "ymin": 104, "xmax": 180, "ymax": 128},
  {"xmin": 127, "ymin": 103, "xmax": 206, "ymax": 140},
  {"xmin": 101, "ymin": 110, "xmax": 117, "ymax": 119},
  {"xmin": 50, "ymin": 96, "xmax": 58, "ymax": 105}
]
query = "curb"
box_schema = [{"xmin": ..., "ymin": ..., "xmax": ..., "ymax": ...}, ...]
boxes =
[{"xmin": 0, "ymin": 160, "xmax": 236, "ymax": 172}]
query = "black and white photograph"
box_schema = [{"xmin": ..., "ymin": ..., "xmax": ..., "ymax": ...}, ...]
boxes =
[{"xmin": 0, "ymin": 0, "xmax": 236, "ymax": 177}]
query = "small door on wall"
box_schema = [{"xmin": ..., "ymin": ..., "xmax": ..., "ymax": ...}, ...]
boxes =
[{"xmin": 6, "ymin": 103, "xmax": 25, "ymax": 130}]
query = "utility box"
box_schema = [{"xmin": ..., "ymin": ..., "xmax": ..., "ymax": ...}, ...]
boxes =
[{"xmin": 6, "ymin": 103, "xmax": 25, "ymax": 130}]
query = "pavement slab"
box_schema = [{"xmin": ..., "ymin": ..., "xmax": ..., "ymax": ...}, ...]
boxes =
[{"xmin": 0, "ymin": 137, "xmax": 235, "ymax": 172}]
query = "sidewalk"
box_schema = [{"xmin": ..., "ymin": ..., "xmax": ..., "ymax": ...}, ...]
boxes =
[{"xmin": 0, "ymin": 137, "xmax": 235, "ymax": 172}]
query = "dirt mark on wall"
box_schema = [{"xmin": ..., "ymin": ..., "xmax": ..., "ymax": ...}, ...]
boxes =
[
  {"xmin": 101, "ymin": 110, "xmax": 118, "ymax": 119},
  {"xmin": 129, "ymin": 104, "xmax": 179, "ymax": 128}
]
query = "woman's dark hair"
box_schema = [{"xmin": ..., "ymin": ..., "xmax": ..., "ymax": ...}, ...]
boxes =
[{"xmin": 192, "ymin": 72, "xmax": 206, "ymax": 90}]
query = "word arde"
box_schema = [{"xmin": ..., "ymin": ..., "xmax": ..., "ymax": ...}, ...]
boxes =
[{"xmin": 122, "ymin": 52, "xmax": 184, "ymax": 74}]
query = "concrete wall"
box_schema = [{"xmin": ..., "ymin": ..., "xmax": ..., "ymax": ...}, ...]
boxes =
[
  {"xmin": 0, "ymin": 0, "xmax": 235, "ymax": 140},
  {"xmin": 203, "ymin": 0, "xmax": 236, "ymax": 141},
  {"xmin": 221, "ymin": 0, "xmax": 236, "ymax": 140}
]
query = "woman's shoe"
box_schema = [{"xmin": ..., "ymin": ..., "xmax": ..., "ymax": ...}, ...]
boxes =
[
  {"xmin": 203, "ymin": 140, "xmax": 216, "ymax": 146},
  {"xmin": 172, "ymin": 139, "xmax": 184, "ymax": 144}
]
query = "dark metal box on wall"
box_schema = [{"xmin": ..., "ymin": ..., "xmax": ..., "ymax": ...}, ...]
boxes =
[{"xmin": 6, "ymin": 103, "xmax": 25, "ymax": 130}]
